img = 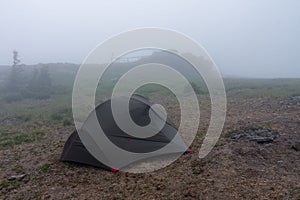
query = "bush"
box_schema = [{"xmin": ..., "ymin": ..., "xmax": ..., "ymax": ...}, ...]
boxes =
[
  {"xmin": 63, "ymin": 118, "xmax": 72, "ymax": 126},
  {"xmin": 16, "ymin": 114, "xmax": 32, "ymax": 122},
  {"xmin": 184, "ymin": 82, "xmax": 205, "ymax": 95},
  {"xmin": 190, "ymin": 82, "xmax": 204, "ymax": 94},
  {"xmin": 3, "ymin": 93, "xmax": 23, "ymax": 103},
  {"xmin": 50, "ymin": 113, "xmax": 63, "ymax": 121},
  {"xmin": 23, "ymin": 87, "xmax": 52, "ymax": 100}
]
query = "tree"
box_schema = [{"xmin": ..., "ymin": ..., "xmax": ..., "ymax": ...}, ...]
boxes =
[
  {"xmin": 13, "ymin": 50, "xmax": 21, "ymax": 66},
  {"xmin": 27, "ymin": 68, "xmax": 39, "ymax": 91},
  {"xmin": 6, "ymin": 50, "xmax": 23, "ymax": 92},
  {"xmin": 27, "ymin": 65, "xmax": 52, "ymax": 99},
  {"xmin": 38, "ymin": 66, "xmax": 52, "ymax": 88}
]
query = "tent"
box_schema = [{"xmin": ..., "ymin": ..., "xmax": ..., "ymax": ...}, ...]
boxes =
[{"xmin": 61, "ymin": 94, "xmax": 191, "ymax": 171}]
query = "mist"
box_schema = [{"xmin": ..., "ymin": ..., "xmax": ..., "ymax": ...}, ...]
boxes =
[{"xmin": 0, "ymin": 0, "xmax": 299, "ymax": 78}]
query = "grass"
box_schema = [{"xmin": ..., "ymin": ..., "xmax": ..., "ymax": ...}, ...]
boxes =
[
  {"xmin": 12, "ymin": 165, "xmax": 24, "ymax": 173},
  {"xmin": 0, "ymin": 75, "xmax": 300, "ymax": 151},
  {"xmin": 40, "ymin": 163, "xmax": 51, "ymax": 172},
  {"xmin": 0, "ymin": 130, "xmax": 45, "ymax": 149},
  {"xmin": 0, "ymin": 94, "xmax": 73, "ymax": 125},
  {"xmin": 224, "ymin": 78, "xmax": 300, "ymax": 98},
  {"xmin": 16, "ymin": 114, "xmax": 32, "ymax": 122},
  {"xmin": 1, "ymin": 180, "xmax": 9, "ymax": 188},
  {"xmin": 1, "ymin": 77, "xmax": 299, "ymax": 120},
  {"xmin": 214, "ymin": 140, "xmax": 226, "ymax": 147},
  {"xmin": 63, "ymin": 118, "xmax": 72, "ymax": 126},
  {"xmin": 0, "ymin": 179, "xmax": 23, "ymax": 190}
]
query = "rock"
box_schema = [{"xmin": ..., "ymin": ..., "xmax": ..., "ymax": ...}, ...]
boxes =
[
  {"xmin": 231, "ymin": 133, "xmax": 247, "ymax": 140},
  {"xmin": 8, "ymin": 174, "xmax": 26, "ymax": 181},
  {"xmin": 231, "ymin": 125, "xmax": 278, "ymax": 144},
  {"xmin": 249, "ymin": 137, "xmax": 275, "ymax": 143},
  {"xmin": 290, "ymin": 95, "xmax": 300, "ymax": 101},
  {"xmin": 292, "ymin": 143, "xmax": 300, "ymax": 151}
]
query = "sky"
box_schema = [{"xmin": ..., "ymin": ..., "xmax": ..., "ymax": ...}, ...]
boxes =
[{"xmin": 0, "ymin": 0, "xmax": 299, "ymax": 78}]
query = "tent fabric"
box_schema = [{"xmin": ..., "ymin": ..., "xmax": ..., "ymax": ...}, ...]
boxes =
[
  {"xmin": 60, "ymin": 130, "xmax": 111, "ymax": 170},
  {"xmin": 61, "ymin": 94, "xmax": 190, "ymax": 171}
]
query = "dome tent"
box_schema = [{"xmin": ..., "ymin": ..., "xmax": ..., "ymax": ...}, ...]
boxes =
[{"xmin": 61, "ymin": 95, "xmax": 191, "ymax": 171}]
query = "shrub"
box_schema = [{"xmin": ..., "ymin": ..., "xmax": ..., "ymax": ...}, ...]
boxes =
[
  {"xmin": 3, "ymin": 93, "xmax": 23, "ymax": 103},
  {"xmin": 190, "ymin": 82, "xmax": 204, "ymax": 94},
  {"xmin": 63, "ymin": 118, "xmax": 72, "ymax": 126},
  {"xmin": 50, "ymin": 113, "xmax": 63, "ymax": 121},
  {"xmin": 16, "ymin": 114, "xmax": 32, "ymax": 122}
]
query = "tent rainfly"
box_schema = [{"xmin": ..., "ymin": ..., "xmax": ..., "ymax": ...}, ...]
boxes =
[{"xmin": 60, "ymin": 95, "xmax": 191, "ymax": 171}]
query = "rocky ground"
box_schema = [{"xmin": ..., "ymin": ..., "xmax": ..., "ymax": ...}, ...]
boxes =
[{"xmin": 0, "ymin": 95, "xmax": 299, "ymax": 199}]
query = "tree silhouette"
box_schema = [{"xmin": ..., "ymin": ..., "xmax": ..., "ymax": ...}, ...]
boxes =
[
  {"xmin": 6, "ymin": 50, "xmax": 23, "ymax": 92},
  {"xmin": 27, "ymin": 66, "xmax": 52, "ymax": 99},
  {"xmin": 13, "ymin": 50, "xmax": 21, "ymax": 66}
]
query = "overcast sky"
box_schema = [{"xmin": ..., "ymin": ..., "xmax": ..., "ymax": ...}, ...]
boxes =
[{"xmin": 0, "ymin": 0, "xmax": 299, "ymax": 78}]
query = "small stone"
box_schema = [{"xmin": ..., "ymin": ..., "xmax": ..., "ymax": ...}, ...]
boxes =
[
  {"xmin": 8, "ymin": 174, "xmax": 26, "ymax": 181},
  {"xmin": 250, "ymin": 137, "xmax": 274, "ymax": 143}
]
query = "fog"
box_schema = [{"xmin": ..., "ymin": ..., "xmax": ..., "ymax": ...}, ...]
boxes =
[{"xmin": 0, "ymin": 0, "xmax": 299, "ymax": 78}]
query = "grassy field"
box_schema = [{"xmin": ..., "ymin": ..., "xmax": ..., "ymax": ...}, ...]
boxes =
[{"xmin": 0, "ymin": 64, "xmax": 299, "ymax": 152}]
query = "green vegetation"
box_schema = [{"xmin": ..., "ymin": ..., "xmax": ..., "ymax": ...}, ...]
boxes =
[
  {"xmin": 0, "ymin": 130, "xmax": 45, "ymax": 149},
  {"xmin": 0, "ymin": 179, "xmax": 23, "ymax": 190},
  {"xmin": 4, "ymin": 65, "xmax": 54, "ymax": 102},
  {"xmin": 16, "ymin": 114, "xmax": 32, "ymax": 122},
  {"xmin": 1, "ymin": 61, "xmax": 300, "ymax": 103},
  {"xmin": 49, "ymin": 107, "xmax": 72, "ymax": 126},
  {"xmin": 40, "ymin": 163, "xmax": 51, "ymax": 172},
  {"xmin": 1, "ymin": 52, "xmax": 68, "ymax": 102},
  {"xmin": 0, "ymin": 94, "xmax": 72, "ymax": 126},
  {"xmin": 1, "ymin": 180, "xmax": 9, "ymax": 188},
  {"xmin": 12, "ymin": 165, "xmax": 24, "ymax": 173},
  {"xmin": 0, "ymin": 65, "xmax": 299, "ymax": 129},
  {"xmin": 63, "ymin": 118, "xmax": 72, "ymax": 126},
  {"xmin": 0, "ymin": 62, "xmax": 300, "ymax": 154},
  {"xmin": 224, "ymin": 78, "xmax": 300, "ymax": 98}
]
